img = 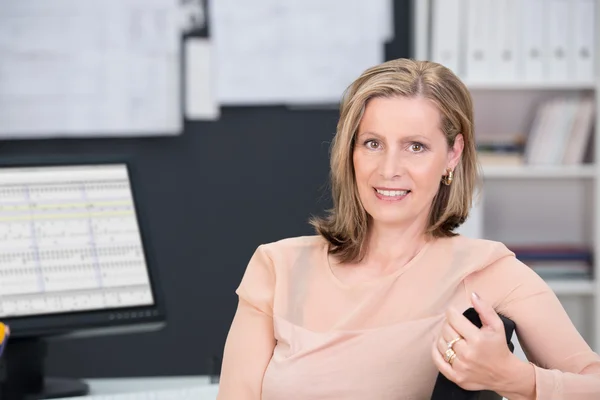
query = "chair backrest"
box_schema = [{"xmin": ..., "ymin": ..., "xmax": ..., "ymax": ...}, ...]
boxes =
[
  {"xmin": 429, "ymin": 308, "xmax": 516, "ymax": 400},
  {"xmin": 477, "ymin": 390, "xmax": 504, "ymax": 400}
]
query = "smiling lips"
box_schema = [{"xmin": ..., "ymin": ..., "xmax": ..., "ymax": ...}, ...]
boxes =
[{"xmin": 374, "ymin": 188, "xmax": 411, "ymax": 201}]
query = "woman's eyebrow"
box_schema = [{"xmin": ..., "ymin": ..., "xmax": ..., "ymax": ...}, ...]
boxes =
[
  {"xmin": 401, "ymin": 134, "xmax": 431, "ymax": 142},
  {"xmin": 356, "ymin": 130, "xmax": 382, "ymax": 138},
  {"xmin": 356, "ymin": 132, "xmax": 431, "ymax": 142}
]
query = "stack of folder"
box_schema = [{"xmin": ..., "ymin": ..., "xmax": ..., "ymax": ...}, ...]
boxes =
[
  {"xmin": 430, "ymin": 0, "xmax": 595, "ymax": 83},
  {"xmin": 510, "ymin": 244, "xmax": 593, "ymax": 280}
]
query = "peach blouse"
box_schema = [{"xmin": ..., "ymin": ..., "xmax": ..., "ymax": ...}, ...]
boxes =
[{"xmin": 217, "ymin": 235, "xmax": 600, "ymax": 399}]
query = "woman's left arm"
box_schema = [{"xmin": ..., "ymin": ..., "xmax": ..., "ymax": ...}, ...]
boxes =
[{"xmin": 466, "ymin": 256, "xmax": 600, "ymax": 400}]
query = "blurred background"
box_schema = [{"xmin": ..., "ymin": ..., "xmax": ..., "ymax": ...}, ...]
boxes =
[{"xmin": 0, "ymin": 0, "xmax": 597, "ymax": 381}]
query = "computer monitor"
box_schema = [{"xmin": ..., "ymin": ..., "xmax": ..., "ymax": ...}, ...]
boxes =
[{"xmin": 0, "ymin": 158, "xmax": 166, "ymax": 400}]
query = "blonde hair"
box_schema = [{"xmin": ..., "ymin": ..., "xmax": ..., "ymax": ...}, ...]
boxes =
[{"xmin": 310, "ymin": 58, "xmax": 480, "ymax": 263}]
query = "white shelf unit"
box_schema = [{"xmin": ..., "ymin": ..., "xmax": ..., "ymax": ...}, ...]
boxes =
[
  {"xmin": 413, "ymin": 0, "xmax": 600, "ymax": 350},
  {"xmin": 482, "ymin": 164, "xmax": 596, "ymax": 179},
  {"xmin": 464, "ymin": 81, "xmax": 596, "ymax": 91},
  {"xmin": 548, "ymin": 279, "xmax": 596, "ymax": 296}
]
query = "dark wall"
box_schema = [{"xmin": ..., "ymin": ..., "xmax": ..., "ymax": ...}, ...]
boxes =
[{"xmin": 2, "ymin": 1, "xmax": 412, "ymax": 378}]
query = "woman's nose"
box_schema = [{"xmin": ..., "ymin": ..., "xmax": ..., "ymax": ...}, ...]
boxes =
[{"xmin": 379, "ymin": 148, "xmax": 406, "ymax": 180}]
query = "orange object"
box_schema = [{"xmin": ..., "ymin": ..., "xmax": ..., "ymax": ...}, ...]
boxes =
[{"xmin": 0, "ymin": 323, "xmax": 8, "ymax": 344}]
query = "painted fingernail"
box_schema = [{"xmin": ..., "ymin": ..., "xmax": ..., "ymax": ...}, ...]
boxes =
[{"xmin": 472, "ymin": 292, "xmax": 480, "ymax": 300}]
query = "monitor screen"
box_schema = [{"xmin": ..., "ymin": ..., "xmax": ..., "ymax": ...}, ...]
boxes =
[{"xmin": 0, "ymin": 163, "xmax": 155, "ymax": 318}]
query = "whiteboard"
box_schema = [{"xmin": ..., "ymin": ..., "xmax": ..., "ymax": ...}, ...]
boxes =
[
  {"xmin": 0, "ymin": 0, "xmax": 182, "ymax": 138},
  {"xmin": 209, "ymin": 0, "xmax": 393, "ymax": 106}
]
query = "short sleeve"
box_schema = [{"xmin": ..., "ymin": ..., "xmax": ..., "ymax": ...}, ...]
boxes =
[
  {"xmin": 218, "ymin": 245, "xmax": 277, "ymax": 400},
  {"xmin": 235, "ymin": 244, "xmax": 276, "ymax": 317}
]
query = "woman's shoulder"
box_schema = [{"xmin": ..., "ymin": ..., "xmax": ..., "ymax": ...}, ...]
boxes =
[
  {"xmin": 236, "ymin": 235, "xmax": 328, "ymax": 311},
  {"xmin": 255, "ymin": 235, "xmax": 328, "ymax": 269},
  {"xmin": 445, "ymin": 235, "xmax": 545, "ymax": 288},
  {"xmin": 261, "ymin": 234, "xmax": 327, "ymax": 254},
  {"xmin": 445, "ymin": 234, "xmax": 515, "ymax": 269},
  {"xmin": 446, "ymin": 236, "xmax": 554, "ymax": 312},
  {"xmin": 433, "ymin": 234, "xmax": 531, "ymax": 279}
]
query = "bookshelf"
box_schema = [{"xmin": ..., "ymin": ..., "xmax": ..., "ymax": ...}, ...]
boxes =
[
  {"xmin": 413, "ymin": 0, "xmax": 600, "ymax": 351},
  {"xmin": 464, "ymin": 81, "xmax": 596, "ymax": 91},
  {"xmin": 482, "ymin": 164, "xmax": 596, "ymax": 179},
  {"xmin": 549, "ymin": 279, "xmax": 596, "ymax": 296}
]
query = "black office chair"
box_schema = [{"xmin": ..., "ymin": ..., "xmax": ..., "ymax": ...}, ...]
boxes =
[{"xmin": 430, "ymin": 308, "xmax": 516, "ymax": 400}]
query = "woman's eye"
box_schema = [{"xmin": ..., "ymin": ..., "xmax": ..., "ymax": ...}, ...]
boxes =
[
  {"xmin": 410, "ymin": 143, "xmax": 424, "ymax": 152},
  {"xmin": 365, "ymin": 140, "xmax": 380, "ymax": 150}
]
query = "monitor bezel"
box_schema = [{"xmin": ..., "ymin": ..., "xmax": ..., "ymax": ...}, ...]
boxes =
[{"xmin": 0, "ymin": 155, "xmax": 167, "ymax": 338}]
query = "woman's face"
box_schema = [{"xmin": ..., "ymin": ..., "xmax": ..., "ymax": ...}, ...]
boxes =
[{"xmin": 352, "ymin": 96, "xmax": 464, "ymax": 230}]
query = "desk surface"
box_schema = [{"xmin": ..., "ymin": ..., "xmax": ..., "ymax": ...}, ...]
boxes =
[
  {"xmin": 83, "ymin": 376, "xmax": 506, "ymax": 400},
  {"xmin": 84, "ymin": 376, "xmax": 218, "ymax": 396}
]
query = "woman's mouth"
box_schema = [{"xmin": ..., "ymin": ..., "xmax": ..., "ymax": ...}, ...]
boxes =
[{"xmin": 374, "ymin": 188, "xmax": 411, "ymax": 201}]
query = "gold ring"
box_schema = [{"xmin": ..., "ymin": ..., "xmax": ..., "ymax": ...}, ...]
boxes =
[
  {"xmin": 444, "ymin": 348, "xmax": 456, "ymax": 363},
  {"xmin": 448, "ymin": 353, "xmax": 457, "ymax": 365},
  {"xmin": 446, "ymin": 337, "xmax": 462, "ymax": 350}
]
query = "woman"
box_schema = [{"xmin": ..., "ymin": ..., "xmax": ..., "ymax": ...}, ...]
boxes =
[{"xmin": 217, "ymin": 59, "xmax": 600, "ymax": 399}]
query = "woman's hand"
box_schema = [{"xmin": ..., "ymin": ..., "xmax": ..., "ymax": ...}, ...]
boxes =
[{"xmin": 431, "ymin": 293, "xmax": 536, "ymax": 399}]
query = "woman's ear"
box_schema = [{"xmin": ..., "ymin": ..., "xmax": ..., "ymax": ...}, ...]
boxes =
[{"xmin": 447, "ymin": 134, "xmax": 464, "ymax": 169}]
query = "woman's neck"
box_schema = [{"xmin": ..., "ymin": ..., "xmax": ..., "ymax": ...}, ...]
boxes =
[{"xmin": 363, "ymin": 220, "xmax": 430, "ymax": 270}]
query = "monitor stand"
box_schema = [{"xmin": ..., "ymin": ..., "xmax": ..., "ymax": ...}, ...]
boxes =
[{"xmin": 0, "ymin": 337, "xmax": 89, "ymax": 400}]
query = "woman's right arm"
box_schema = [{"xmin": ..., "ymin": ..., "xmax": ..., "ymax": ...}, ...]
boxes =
[
  {"xmin": 217, "ymin": 245, "xmax": 277, "ymax": 399},
  {"xmin": 217, "ymin": 298, "xmax": 276, "ymax": 399}
]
